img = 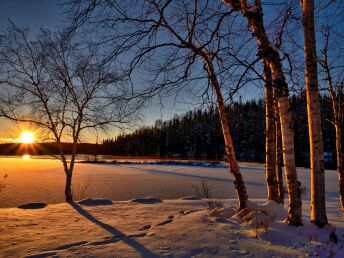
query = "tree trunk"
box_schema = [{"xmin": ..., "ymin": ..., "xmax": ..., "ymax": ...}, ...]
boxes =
[
  {"xmin": 301, "ymin": 0, "xmax": 327, "ymax": 226},
  {"xmin": 332, "ymin": 100, "xmax": 344, "ymax": 210},
  {"xmin": 64, "ymin": 140, "xmax": 78, "ymax": 203},
  {"xmin": 335, "ymin": 122, "xmax": 344, "ymax": 209},
  {"xmin": 274, "ymin": 88, "xmax": 284, "ymax": 204},
  {"xmin": 320, "ymin": 29, "xmax": 343, "ymax": 210},
  {"xmin": 330, "ymin": 98, "xmax": 344, "ymax": 210},
  {"xmin": 277, "ymin": 94, "xmax": 302, "ymax": 225},
  {"xmin": 269, "ymin": 50, "xmax": 302, "ymax": 225},
  {"xmin": 263, "ymin": 59, "xmax": 279, "ymax": 203},
  {"xmin": 65, "ymin": 169, "xmax": 73, "ymax": 202},
  {"xmin": 56, "ymin": 142, "xmax": 74, "ymax": 202},
  {"xmin": 222, "ymin": 0, "xmax": 302, "ymax": 225},
  {"xmin": 202, "ymin": 54, "xmax": 248, "ymax": 210}
]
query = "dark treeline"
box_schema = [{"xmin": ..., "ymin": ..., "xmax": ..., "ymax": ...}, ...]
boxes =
[
  {"xmin": 2, "ymin": 94, "xmax": 337, "ymax": 169},
  {"xmin": 103, "ymin": 94, "xmax": 339, "ymax": 168},
  {"xmin": 0, "ymin": 143, "xmax": 102, "ymax": 156}
]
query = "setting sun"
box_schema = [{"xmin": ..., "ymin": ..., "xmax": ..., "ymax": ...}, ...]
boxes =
[
  {"xmin": 22, "ymin": 154, "xmax": 30, "ymax": 160},
  {"xmin": 18, "ymin": 132, "xmax": 35, "ymax": 144}
]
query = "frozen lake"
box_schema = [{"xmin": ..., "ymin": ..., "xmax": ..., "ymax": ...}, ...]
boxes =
[{"xmin": 0, "ymin": 157, "xmax": 340, "ymax": 208}]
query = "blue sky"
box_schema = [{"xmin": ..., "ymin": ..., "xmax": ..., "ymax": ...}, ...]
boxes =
[
  {"xmin": 0, "ymin": 0, "xmax": 213, "ymax": 142},
  {"xmin": 0, "ymin": 0, "xmax": 62, "ymax": 33},
  {"xmin": 3, "ymin": 0, "xmax": 338, "ymax": 143}
]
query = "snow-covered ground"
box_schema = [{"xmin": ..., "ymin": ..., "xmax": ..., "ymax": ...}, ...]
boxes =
[
  {"xmin": 0, "ymin": 157, "xmax": 340, "ymax": 208},
  {"xmin": 1, "ymin": 198, "xmax": 343, "ymax": 257},
  {"xmin": 1, "ymin": 158, "xmax": 344, "ymax": 257},
  {"xmin": 0, "ymin": 158, "xmax": 273, "ymax": 208}
]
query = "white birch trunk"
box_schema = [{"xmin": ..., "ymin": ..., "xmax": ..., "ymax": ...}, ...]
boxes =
[
  {"xmin": 301, "ymin": 0, "xmax": 327, "ymax": 226},
  {"xmin": 263, "ymin": 59, "xmax": 280, "ymax": 203}
]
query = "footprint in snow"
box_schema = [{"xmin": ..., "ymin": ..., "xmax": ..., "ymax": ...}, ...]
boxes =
[
  {"xmin": 156, "ymin": 218, "xmax": 173, "ymax": 226},
  {"xmin": 139, "ymin": 224, "xmax": 152, "ymax": 231},
  {"xmin": 231, "ymin": 249, "xmax": 250, "ymax": 256},
  {"xmin": 127, "ymin": 232, "xmax": 147, "ymax": 238}
]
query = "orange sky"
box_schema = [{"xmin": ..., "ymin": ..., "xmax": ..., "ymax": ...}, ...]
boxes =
[{"xmin": 0, "ymin": 118, "xmax": 108, "ymax": 144}]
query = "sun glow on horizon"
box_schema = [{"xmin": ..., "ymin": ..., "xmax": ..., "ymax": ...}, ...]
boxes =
[
  {"xmin": 23, "ymin": 154, "xmax": 30, "ymax": 160},
  {"xmin": 18, "ymin": 131, "xmax": 35, "ymax": 144}
]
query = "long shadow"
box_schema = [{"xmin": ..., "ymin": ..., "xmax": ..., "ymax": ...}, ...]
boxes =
[
  {"xmin": 126, "ymin": 166, "xmax": 264, "ymax": 187},
  {"xmin": 70, "ymin": 202, "xmax": 158, "ymax": 258}
]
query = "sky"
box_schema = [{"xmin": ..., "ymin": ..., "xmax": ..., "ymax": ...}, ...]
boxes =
[
  {"xmin": 0, "ymin": 0, "xmax": 63, "ymax": 142},
  {"xmin": 0, "ymin": 0, "xmax": 211, "ymax": 143},
  {"xmin": 0, "ymin": 0, "xmax": 62, "ymax": 33},
  {"xmin": 2, "ymin": 1, "xmax": 338, "ymax": 143}
]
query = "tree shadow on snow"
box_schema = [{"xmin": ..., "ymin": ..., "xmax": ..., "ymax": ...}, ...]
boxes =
[{"xmin": 70, "ymin": 202, "xmax": 158, "ymax": 258}]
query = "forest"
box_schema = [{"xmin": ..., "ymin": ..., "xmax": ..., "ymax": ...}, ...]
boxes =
[
  {"xmin": 1, "ymin": 92, "xmax": 338, "ymax": 170},
  {"xmin": 0, "ymin": 142, "xmax": 101, "ymax": 156},
  {"xmin": 103, "ymin": 94, "xmax": 339, "ymax": 168}
]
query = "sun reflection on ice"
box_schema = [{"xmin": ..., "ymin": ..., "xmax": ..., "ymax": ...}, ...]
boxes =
[{"xmin": 23, "ymin": 155, "xmax": 30, "ymax": 160}]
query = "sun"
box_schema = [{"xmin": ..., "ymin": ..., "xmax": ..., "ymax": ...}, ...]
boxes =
[{"xmin": 18, "ymin": 131, "xmax": 35, "ymax": 144}]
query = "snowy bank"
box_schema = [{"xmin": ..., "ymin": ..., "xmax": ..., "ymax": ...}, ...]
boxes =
[{"xmin": 1, "ymin": 198, "xmax": 344, "ymax": 257}]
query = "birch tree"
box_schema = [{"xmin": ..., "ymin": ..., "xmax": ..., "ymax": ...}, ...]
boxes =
[
  {"xmin": 300, "ymin": 0, "xmax": 327, "ymax": 226},
  {"xmin": 319, "ymin": 26, "xmax": 344, "ymax": 210},
  {"xmin": 67, "ymin": 0, "xmax": 257, "ymax": 209},
  {"xmin": 274, "ymin": 89, "xmax": 284, "ymax": 203},
  {"xmin": 0, "ymin": 24, "xmax": 140, "ymax": 202},
  {"xmin": 222, "ymin": 0, "xmax": 302, "ymax": 225},
  {"xmin": 263, "ymin": 59, "xmax": 279, "ymax": 203}
]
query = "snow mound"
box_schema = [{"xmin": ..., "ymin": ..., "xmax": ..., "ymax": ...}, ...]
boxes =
[
  {"xmin": 179, "ymin": 196, "xmax": 202, "ymax": 200},
  {"xmin": 259, "ymin": 200, "xmax": 287, "ymax": 220},
  {"xmin": 241, "ymin": 210, "xmax": 269, "ymax": 227},
  {"xmin": 78, "ymin": 198, "xmax": 113, "ymax": 206},
  {"xmin": 130, "ymin": 197, "xmax": 162, "ymax": 204},
  {"xmin": 17, "ymin": 203, "xmax": 47, "ymax": 209},
  {"xmin": 213, "ymin": 200, "xmax": 287, "ymax": 225},
  {"xmin": 208, "ymin": 206, "xmax": 237, "ymax": 218},
  {"xmin": 237, "ymin": 200, "xmax": 287, "ymax": 221}
]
